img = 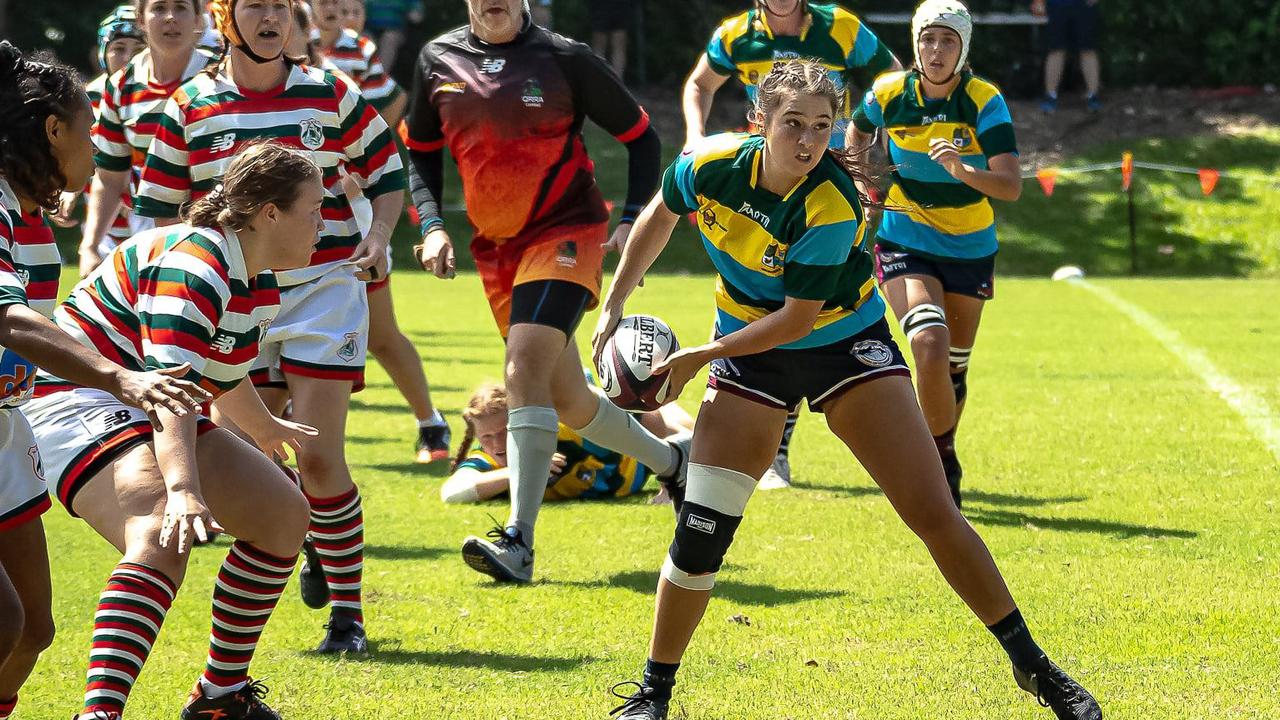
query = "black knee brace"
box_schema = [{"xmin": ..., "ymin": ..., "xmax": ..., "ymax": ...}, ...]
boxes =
[{"xmin": 664, "ymin": 502, "xmax": 743, "ymax": 589}]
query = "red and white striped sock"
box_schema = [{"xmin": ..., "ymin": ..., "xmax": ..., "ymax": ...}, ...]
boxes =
[
  {"xmin": 83, "ymin": 562, "xmax": 177, "ymax": 715},
  {"xmin": 201, "ymin": 541, "xmax": 296, "ymax": 693},
  {"xmin": 0, "ymin": 694, "xmax": 17, "ymax": 718},
  {"xmin": 306, "ymin": 487, "xmax": 364, "ymax": 623}
]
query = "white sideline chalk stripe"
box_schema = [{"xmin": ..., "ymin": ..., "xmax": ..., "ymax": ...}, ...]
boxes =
[{"xmin": 1073, "ymin": 279, "xmax": 1280, "ymax": 464}]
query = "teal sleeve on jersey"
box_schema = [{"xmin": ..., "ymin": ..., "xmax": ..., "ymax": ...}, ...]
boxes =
[
  {"xmin": 851, "ymin": 89, "xmax": 884, "ymax": 133},
  {"xmin": 976, "ymin": 94, "xmax": 1018, "ymax": 158},
  {"xmin": 705, "ymin": 28, "xmax": 736, "ymax": 76},
  {"xmin": 660, "ymin": 152, "xmax": 698, "ymax": 215},
  {"xmin": 457, "ymin": 453, "xmax": 497, "ymax": 473}
]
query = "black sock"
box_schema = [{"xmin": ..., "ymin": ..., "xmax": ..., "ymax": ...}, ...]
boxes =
[
  {"xmin": 932, "ymin": 425, "xmax": 957, "ymax": 460},
  {"xmin": 643, "ymin": 658, "xmax": 680, "ymax": 700},
  {"xmin": 987, "ymin": 608, "xmax": 1046, "ymax": 671},
  {"xmin": 777, "ymin": 410, "xmax": 799, "ymax": 458}
]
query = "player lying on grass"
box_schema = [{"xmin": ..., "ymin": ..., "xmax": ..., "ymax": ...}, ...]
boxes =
[
  {"xmin": 442, "ymin": 380, "xmax": 693, "ymax": 504},
  {"xmin": 0, "ymin": 41, "xmax": 211, "ymax": 720},
  {"xmin": 591, "ymin": 58, "xmax": 1101, "ymax": 720},
  {"xmin": 22, "ymin": 142, "xmax": 323, "ymax": 720},
  {"xmin": 404, "ymin": 0, "xmax": 690, "ymax": 585},
  {"xmin": 850, "ymin": 0, "xmax": 1023, "ymax": 508}
]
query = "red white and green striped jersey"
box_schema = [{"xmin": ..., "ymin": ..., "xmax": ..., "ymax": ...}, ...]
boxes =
[
  {"xmin": 0, "ymin": 178, "xmax": 63, "ymax": 407},
  {"xmin": 49, "ymin": 224, "xmax": 280, "ymax": 398},
  {"xmin": 133, "ymin": 63, "xmax": 406, "ymax": 287},
  {"xmin": 87, "ymin": 71, "xmax": 135, "ymax": 243},
  {"xmin": 320, "ymin": 29, "xmax": 402, "ymax": 112},
  {"xmin": 92, "ymin": 49, "xmax": 218, "ymax": 183}
]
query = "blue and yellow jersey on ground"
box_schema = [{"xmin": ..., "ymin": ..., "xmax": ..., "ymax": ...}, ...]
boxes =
[
  {"xmin": 852, "ymin": 70, "xmax": 1018, "ymax": 260},
  {"xmin": 661, "ymin": 133, "xmax": 884, "ymax": 350},
  {"xmin": 705, "ymin": 3, "xmax": 896, "ymax": 147},
  {"xmin": 455, "ymin": 428, "xmax": 649, "ymax": 501}
]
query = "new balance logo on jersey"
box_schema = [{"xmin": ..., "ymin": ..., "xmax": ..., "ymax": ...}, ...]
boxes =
[
  {"xmin": 211, "ymin": 334, "xmax": 236, "ymax": 354},
  {"xmin": 737, "ymin": 201, "xmax": 770, "ymax": 229},
  {"xmin": 210, "ymin": 132, "xmax": 236, "ymax": 153},
  {"xmin": 479, "ymin": 57, "xmax": 506, "ymax": 74},
  {"xmin": 686, "ymin": 514, "xmax": 717, "ymax": 535}
]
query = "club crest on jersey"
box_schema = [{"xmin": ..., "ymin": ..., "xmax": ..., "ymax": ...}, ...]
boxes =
[
  {"xmin": 951, "ymin": 127, "xmax": 972, "ymax": 149},
  {"xmin": 336, "ymin": 332, "xmax": 360, "ymax": 362},
  {"xmin": 479, "ymin": 57, "xmax": 506, "ymax": 74},
  {"xmin": 760, "ymin": 240, "xmax": 786, "ymax": 274},
  {"xmin": 851, "ymin": 339, "xmax": 893, "ymax": 368},
  {"xmin": 299, "ymin": 118, "xmax": 324, "ymax": 151},
  {"xmin": 522, "ymin": 78, "xmax": 545, "ymax": 108},
  {"xmin": 700, "ymin": 208, "xmax": 727, "ymax": 232},
  {"xmin": 555, "ymin": 240, "xmax": 577, "ymax": 267}
]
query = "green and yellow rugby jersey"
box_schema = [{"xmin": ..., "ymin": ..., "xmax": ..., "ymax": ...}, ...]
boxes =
[
  {"xmin": 852, "ymin": 70, "xmax": 1018, "ymax": 260},
  {"xmin": 705, "ymin": 3, "xmax": 896, "ymax": 147},
  {"xmin": 662, "ymin": 133, "xmax": 885, "ymax": 350}
]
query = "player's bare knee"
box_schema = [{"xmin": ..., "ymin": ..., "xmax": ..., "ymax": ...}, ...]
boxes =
[
  {"xmin": 0, "ymin": 606, "xmax": 24, "ymax": 662},
  {"xmin": 266, "ymin": 486, "xmax": 311, "ymax": 556},
  {"xmin": 910, "ymin": 327, "xmax": 951, "ymax": 371},
  {"xmin": 17, "ymin": 609, "xmax": 54, "ymax": 656},
  {"xmin": 296, "ymin": 445, "xmax": 347, "ymax": 486}
]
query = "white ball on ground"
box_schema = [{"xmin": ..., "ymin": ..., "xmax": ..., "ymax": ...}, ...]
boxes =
[
  {"xmin": 1052, "ymin": 265, "xmax": 1085, "ymax": 281},
  {"xmin": 596, "ymin": 315, "xmax": 680, "ymax": 412}
]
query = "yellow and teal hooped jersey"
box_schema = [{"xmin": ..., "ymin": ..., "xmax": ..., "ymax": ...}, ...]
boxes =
[
  {"xmin": 705, "ymin": 3, "xmax": 896, "ymax": 148},
  {"xmin": 456, "ymin": 426, "xmax": 649, "ymax": 501},
  {"xmin": 852, "ymin": 70, "xmax": 1018, "ymax": 260},
  {"xmin": 662, "ymin": 133, "xmax": 884, "ymax": 350}
]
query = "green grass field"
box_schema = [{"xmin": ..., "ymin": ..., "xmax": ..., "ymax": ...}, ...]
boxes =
[{"xmin": 20, "ymin": 269, "xmax": 1280, "ymax": 719}]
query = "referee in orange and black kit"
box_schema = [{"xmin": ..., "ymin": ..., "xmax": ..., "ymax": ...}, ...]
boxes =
[{"xmin": 402, "ymin": 0, "xmax": 690, "ymax": 585}]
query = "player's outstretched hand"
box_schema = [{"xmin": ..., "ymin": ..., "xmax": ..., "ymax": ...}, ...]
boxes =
[
  {"xmin": 652, "ymin": 345, "xmax": 712, "ymax": 403},
  {"xmin": 50, "ymin": 191, "xmax": 80, "ymax": 228},
  {"xmin": 603, "ymin": 221, "xmax": 633, "ymax": 255},
  {"xmin": 590, "ymin": 304, "xmax": 623, "ymax": 370},
  {"xmin": 159, "ymin": 488, "xmax": 214, "ymax": 555},
  {"xmin": 252, "ymin": 417, "xmax": 319, "ymax": 465},
  {"xmin": 415, "ymin": 228, "xmax": 456, "ymax": 279},
  {"xmin": 348, "ymin": 223, "xmax": 391, "ymax": 283},
  {"xmin": 116, "ymin": 363, "xmax": 213, "ymax": 431}
]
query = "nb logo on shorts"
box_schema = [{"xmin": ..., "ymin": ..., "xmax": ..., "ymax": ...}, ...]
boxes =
[
  {"xmin": 211, "ymin": 334, "xmax": 236, "ymax": 354},
  {"xmin": 686, "ymin": 514, "xmax": 717, "ymax": 535}
]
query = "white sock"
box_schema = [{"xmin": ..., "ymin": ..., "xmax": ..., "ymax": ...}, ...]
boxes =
[
  {"xmin": 506, "ymin": 406, "xmax": 559, "ymax": 549},
  {"xmin": 417, "ymin": 409, "xmax": 445, "ymax": 428},
  {"xmin": 200, "ymin": 677, "xmax": 246, "ymax": 699},
  {"xmin": 576, "ymin": 391, "xmax": 677, "ymax": 476}
]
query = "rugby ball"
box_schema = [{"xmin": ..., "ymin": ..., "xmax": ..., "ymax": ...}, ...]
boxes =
[
  {"xmin": 597, "ymin": 315, "xmax": 680, "ymax": 411},
  {"xmin": 1052, "ymin": 265, "xmax": 1085, "ymax": 281}
]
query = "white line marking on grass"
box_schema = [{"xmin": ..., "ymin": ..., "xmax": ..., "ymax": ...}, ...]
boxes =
[{"xmin": 1073, "ymin": 279, "xmax": 1280, "ymax": 464}]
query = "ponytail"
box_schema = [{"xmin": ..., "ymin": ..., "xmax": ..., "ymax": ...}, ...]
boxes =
[
  {"xmin": 450, "ymin": 423, "xmax": 476, "ymax": 473},
  {"xmin": 181, "ymin": 141, "xmax": 320, "ymax": 230}
]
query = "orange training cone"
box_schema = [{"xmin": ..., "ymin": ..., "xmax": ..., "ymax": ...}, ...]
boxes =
[
  {"xmin": 1198, "ymin": 168, "xmax": 1220, "ymax": 196},
  {"xmin": 1036, "ymin": 168, "xmax": 1058, "ymax": 197},
  {"xmin": 1121, "ymin": 152, "xmax": 1133, "ymax": 191}
]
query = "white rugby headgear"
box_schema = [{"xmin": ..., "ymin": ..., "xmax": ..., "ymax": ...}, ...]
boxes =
[{"xmin": 912, "ymin": 0, "xmax": 973, "ymax": 77}]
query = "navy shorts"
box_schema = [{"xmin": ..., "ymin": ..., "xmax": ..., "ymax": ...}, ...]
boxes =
[
  {"xmin": 707, "ymin": 318, "xmax": 910, "ymax": 413},
  {"xmin": 1046, "ymin": 0, "xmax": 1100, "ymax": 51},
  {"xmin": 874, "ymin": 243, "xmax": 996, "ymax": 300}
]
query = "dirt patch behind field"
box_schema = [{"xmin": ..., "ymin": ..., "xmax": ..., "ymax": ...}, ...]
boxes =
[{"xmin": 634, "ymin": 85, "xmax": 1280, "ymax": 165}]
